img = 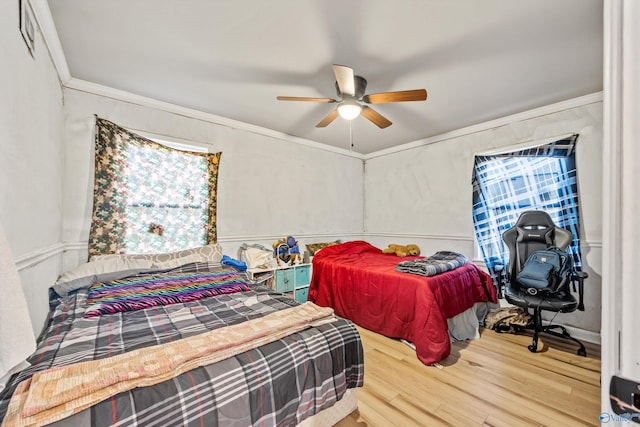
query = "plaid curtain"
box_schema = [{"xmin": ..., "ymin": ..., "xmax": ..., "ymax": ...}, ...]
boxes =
[
  {"xmin": 89, "ymin": 117, "xmax": 221, "ymax": 256},
  {"xmin": 471, "ymin": 134, "xmax": 583, "ymax": 284}
]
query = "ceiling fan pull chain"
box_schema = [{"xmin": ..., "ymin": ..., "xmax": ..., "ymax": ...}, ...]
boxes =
[{"xmin": 349, "ymin": 120, "xmax": 354, "ymax": 152}]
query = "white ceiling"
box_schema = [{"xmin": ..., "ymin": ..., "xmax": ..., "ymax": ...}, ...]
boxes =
[{"xmin": 46, "ymin": 0, "xmax": 603, "ymax": 154}]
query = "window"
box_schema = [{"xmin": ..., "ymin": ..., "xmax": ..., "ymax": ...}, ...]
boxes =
[
  {"xmin": 471, "ymin": 135, "xmax": 583, "ymax": 282},
  {"xmin": 124, "ymin": 144, "xmax": 210, "ymax": 253},
  {"xmin": 89, "ymin": 117, "xmax": 221, "ymax": 256}
]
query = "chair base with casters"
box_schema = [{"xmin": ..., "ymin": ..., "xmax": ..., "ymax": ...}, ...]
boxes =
[
  {"xmin": 502, "ymin": 259, "xmax": 588, "ymax": 357},
  {"xmin": 499, "ymin": 210, "xmax": 588, "ymax": 357}
]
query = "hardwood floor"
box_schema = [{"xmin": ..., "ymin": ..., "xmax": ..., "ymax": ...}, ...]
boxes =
[{"xmin": 336, "ymin": 325, "xmax": 601, "ymax": 427}]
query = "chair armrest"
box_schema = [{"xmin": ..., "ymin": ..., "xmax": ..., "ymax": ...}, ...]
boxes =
[
  {"xmin": 574, "ymin": 271, "xmax": 588, "ymax": 280},
  {"xmin": 571, "ymin": 270, "xmax": 587, "ymax": 311},
  {"xmin": 493, "ymin": 263, "xmax": 505, "ymax": 299}
]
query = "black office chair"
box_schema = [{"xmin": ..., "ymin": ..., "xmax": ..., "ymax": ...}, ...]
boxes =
[{"xmin": 499, "ymin": 210, "xmax": 588, "ymax": 356}]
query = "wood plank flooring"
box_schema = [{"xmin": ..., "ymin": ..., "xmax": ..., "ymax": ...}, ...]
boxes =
[{"xmin": 336, "ymin": 325, "xmax": 601, "ymax": 427}]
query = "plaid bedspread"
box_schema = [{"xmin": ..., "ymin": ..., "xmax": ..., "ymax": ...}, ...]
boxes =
[{"xmin": 0, "ymin": 281, "xmax": 364, "ymax": 426}]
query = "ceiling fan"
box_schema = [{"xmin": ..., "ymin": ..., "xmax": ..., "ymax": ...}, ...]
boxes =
[{"xmin": 276, "ymin": 64, "xmax": 427, "ymax": 129}]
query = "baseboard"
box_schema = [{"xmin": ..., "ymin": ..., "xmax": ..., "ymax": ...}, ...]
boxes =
[
  {"xmin": 493, "ymin": 301, "xmax": 601, "ymax": 345},
  {"xmin": 563, "ymin": 324, "xmax": 601, "ymax": 345}
]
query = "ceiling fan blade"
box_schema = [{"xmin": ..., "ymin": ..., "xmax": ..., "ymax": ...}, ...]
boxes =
[
  {"xmin": 363, "ymin": 89, "xmax": 428, "ymax": 104},
  {"xmin": 276, "ymin": 96, "xmax": 336, "ymax": 103},
  {"xmin": 333, "ymin": 64, "xmax": 355, "ymax": 96},
  {"xmin": 361, "ymin": 106, "xmax": 392, "ymax": 129},
  {"xmin": 316, "ymin": 109, "xmax": 339, "ymax": 128}
]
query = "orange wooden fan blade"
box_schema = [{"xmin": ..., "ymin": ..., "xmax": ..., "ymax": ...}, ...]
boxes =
[
  {"xmin": 363, "ymin": 89, "xmax": 427, "ymax": 104},
  {"xmin": 316, "ymin": 109, "xmax": 339, "ymax": 127},
  {"xmin": 361, "ymin": 106, "xmax": 392, "ymax": 128},
  {"xmin": 276, "ymin": 96, "xmax": 336, "ymax": 103}
]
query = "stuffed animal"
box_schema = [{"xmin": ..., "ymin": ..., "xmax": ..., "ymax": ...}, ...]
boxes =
[
  {"xmin": 382, "ymin": 243, "xmax": 421, "ymax": 257},
  {"xmin": 273, "ymin": 236, "xmax": 301, "ymax": 265},
  {"xmin": 286, "ymin": 236, "xmax": 301, "ymax": 264}
]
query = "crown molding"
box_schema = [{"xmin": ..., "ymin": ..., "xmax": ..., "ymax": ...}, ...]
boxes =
[
  {"xmin": 30, "ymin": 0, "xmax": 362, "ymax": 160},
  {"xmin": 33, "ymin": 0, "xmax": 600, "ymax": 163},
  {"xmin": 29, "ymin": 0, "xmax": 71, "ymax": 84},
  {"xmin": 364, "ymin": 92, "xmax": 604, "ymax": 160},
  {"xmin": 65, "ymin": 78, "xmax": 364, "ymax": 160}
]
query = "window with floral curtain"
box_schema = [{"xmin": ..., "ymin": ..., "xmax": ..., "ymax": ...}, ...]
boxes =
[
  {"xmin": 471, "ymin": 134, "xmax": 583, "ymax": 285},
  {"xmin": 89, "ymin": 117, "xmax": 221, "ymax": 256}
]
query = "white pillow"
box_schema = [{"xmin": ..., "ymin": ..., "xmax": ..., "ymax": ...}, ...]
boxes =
[
  {"xmin": 152, "ymin": 253, "xmax": 204, "ymax": 269},
  {"xmin": 56, "ymin": 258, "xmax": 154, "ymax": 286},
  {"xmin": 90, "ymin": 244, "xmax": 224, "ymax": 265}
]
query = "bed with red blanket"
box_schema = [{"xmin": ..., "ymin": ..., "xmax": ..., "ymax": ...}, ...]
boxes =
[{"xmin": 308, "ymin": 240, "xmax": 498, "ymax": 365}]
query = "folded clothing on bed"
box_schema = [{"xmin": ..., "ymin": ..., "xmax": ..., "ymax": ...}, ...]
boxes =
[
  {"xmin": 85, "ymin": 268, "xmax": 250, "ymax": 317},
  {"xmin": 396, "ymin": 251, "xmax": 469, "ymax": 276}
]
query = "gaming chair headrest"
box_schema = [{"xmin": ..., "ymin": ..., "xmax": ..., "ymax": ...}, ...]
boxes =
[
  {"xmin": 508, "ymin": 210, "xmax": 572, "ymax": 251},
  {"xmin": 514, "ymin": 210, "xmax": 557, "ymax": 229},
  {"xmin": 516, "ymin": 225, "xmax": 554, "ymax": 245}
]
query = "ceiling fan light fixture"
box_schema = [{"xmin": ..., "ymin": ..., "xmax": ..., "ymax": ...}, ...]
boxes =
[
  {"xmin": 277, "ymin": 64, "xmax": 426, "ymax": 129},
  {"xmin": 337, "ymin": 101, "xmax": 362, "ymax": 120}
]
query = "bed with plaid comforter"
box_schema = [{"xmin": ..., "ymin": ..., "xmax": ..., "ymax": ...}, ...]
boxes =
[{"xmin": 0, "ymin": 265, "xmax": 364, "ymax": 427}]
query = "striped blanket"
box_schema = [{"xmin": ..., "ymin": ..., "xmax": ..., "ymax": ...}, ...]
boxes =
[
  {"xmin": 85, "ymin": 268, "xmax": 250, "ymax": 317},
  {"xmin": 396, "ymin": 251, "xmax": 469, "ymax": 276}
]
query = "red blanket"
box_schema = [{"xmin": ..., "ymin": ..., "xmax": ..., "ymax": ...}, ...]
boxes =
[{"xmin": 308, "ymin": 241, "xmax": 498, "ymax": 365}]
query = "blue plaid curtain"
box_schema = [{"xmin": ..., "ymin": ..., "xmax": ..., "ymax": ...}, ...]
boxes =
[{"xmin": 472, "ymin": 134, "xmax": 583, "ymax": 285}]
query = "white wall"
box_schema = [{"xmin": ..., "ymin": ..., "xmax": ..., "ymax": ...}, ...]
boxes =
[
  {"xmin": 364, "ymin": 100, "xmax": 603, "ymax": 335},
  {"xmin": 0, "ymin": 1, "xmax": 64, "ymax": 335},
  {"xmin": 0, "ymin": 0, "xmax": 604, "ymax": 342},
  {"xmin": 601, "ymin": 0, "xmax": 640, "ymax": 415},
  {"xmin": 61, "ymin": 88, "xmax": 364, "ymax": 267},
  {"xmin": 59, "ymin": 87, "xmax": 604, "ymax": 337}
]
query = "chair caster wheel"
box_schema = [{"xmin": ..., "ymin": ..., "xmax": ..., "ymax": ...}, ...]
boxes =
[
  {"xmin": 577, "ymin": 348, "xmax": 587, "ymax": 357},
  {"xmin": 527, "ymin": 344, "xmax": 537, "ymax": 353}
]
